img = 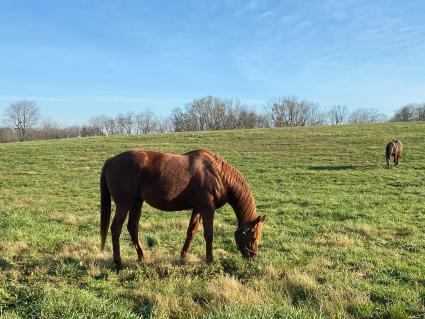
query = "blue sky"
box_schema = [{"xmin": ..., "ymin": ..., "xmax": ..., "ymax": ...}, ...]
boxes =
[{"xmin": 1, "ymin": 0, "xmax": 425, "ymax": 124}]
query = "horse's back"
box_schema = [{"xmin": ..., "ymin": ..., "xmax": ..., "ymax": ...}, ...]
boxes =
[{"xmin": 103, "ymin": 149, "xmax": 225, "ymax": 211}]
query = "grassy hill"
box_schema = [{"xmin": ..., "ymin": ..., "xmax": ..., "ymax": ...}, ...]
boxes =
[{"xmin": 0, "ymin": 123, "xmax": 424, "ymax": 318}]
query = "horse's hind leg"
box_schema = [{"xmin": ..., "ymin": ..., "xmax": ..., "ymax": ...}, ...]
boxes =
[
  {"xmin": 111, "ymin": 204, "xmax": 129, "ymax": 269},
  {"xmin": 180, "ymin": 210, "xmax": 202, "ymax": 260},
  {"xmin": 127, "ymin": 198, "xmax": 145, "ymax": 261}
]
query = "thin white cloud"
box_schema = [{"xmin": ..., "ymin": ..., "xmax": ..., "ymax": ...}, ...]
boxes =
[{"xmin": 257, "ymin": 10, "xmax": 274, "ymax": 20}]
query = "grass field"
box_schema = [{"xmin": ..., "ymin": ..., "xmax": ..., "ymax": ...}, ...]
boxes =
[{"xmin": 0, "ymin": 123, "xmax": 424, "ymax": 319}]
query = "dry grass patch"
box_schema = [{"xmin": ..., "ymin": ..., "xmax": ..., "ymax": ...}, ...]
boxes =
[
  {"xmin": 0, "ymin": 242, "xmax": 32, "ymax": 265},
  {"xmin": 259, "ymin": 264, "xmax": 281, "ymax": 280},
  {"xmin": 49, "ymin": 211, "xmax": 97, "ymax": 226},
  {"xmin": 349, "ymin": 224, "xmax": 379, "ymax": 239},
  {"xmin": 200, "ymin": 274, "xmax": 264, "ymax": 306},
  {"xmin": 214, "ymin": 248, "xmax": 230, "ymax": 258},
  {"xmin": 55, "ymin": 242, "xmax": 109, "ymax": 269},
  {"xmin": 165, "ymin": 219, "xmax": 188, "ymax": 230},
  {"xmin": 284, "ymin": 269, "xmax": 319, "ymax": 305},
  {"xmin": 321, "ymin": 287, "xmax": 370, "ymax": 318},
  {"xmin": 9, "ymin": 198, "xmax": 38, "ymax": 207},
  {"xmin": 0, "ymin": 241, "xmax": 29, "ymax": 252},
  {"xmin": 133, "ymin": 290, "xmax": 202, "ymax": 319},
  {"xmin": 314, "ymin": 233, "xmax": 362, "ymax": 247},
  {"xmin": 56, "ymin": 243, "xmax": 100, "ymax": 259},
  {"xmin": 306, "ymin": 257, "xmax": 334, "ymax": 273},
  {"xmin": 140, "ymin": 222, "xmax": 152, "ymax": 231}
]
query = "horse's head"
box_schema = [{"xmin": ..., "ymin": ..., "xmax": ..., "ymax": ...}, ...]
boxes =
[{"xmin": 234, "ymin": 215, "xmax": 266, "ymax": 260}]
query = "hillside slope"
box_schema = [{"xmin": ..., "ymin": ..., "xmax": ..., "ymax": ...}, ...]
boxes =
[{"xmin": 1, "ymin": 123, "xmax": 424, "ymax": 318}]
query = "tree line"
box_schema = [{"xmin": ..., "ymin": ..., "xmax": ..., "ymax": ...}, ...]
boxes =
[
  {"xmin": 390, "ymin": 103, "xmax": 425, "ymax": 122},
  {"xmin": 0, "ymin": 96, "xmax": 422, "ymax": 142}
]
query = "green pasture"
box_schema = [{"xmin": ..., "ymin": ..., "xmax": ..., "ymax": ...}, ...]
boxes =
[{"xmin": 0, "ymin": 123, "xmax": 424, "ymax": 318}]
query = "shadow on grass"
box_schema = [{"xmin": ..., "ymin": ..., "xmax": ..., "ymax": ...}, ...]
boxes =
[
  {"xmin": 131, "ymin": 298, "xmax": 155, "ymax": 318},
  {"xmin": 0, "ymin": 257, "xmax": 12, "ymax": 270},
  {"xmin": 308, "ymin": 165, "xmax": 358, "ymax": 171}
]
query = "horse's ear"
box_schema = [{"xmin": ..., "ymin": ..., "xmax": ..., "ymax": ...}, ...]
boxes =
[{"xmin": 253, "ymin": 215, "xmax": 266, "ymax": 225}]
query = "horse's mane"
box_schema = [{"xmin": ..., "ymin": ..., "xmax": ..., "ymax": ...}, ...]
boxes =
[{"xmin": 201, "ymin": 150, "xmax": 257, "ymax": 224}]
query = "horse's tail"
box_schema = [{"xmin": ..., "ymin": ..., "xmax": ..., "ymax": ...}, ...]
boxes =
[
  {"xmin": 100, "ymin": 160, "xmax": 111, "ymax": 251},
  {"xmin": 386, "ymin": 142, "xmax": 393, "ymax": 168}
]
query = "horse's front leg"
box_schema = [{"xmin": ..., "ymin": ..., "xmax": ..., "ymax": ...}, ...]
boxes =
[
  {"xmin": 111, "ymin": 204, "xmax": 129, "ymax": 270},
  {"xmin": 201, "ymin": 208, "xmax": 215, "ymax": 263},
  {"xmin": 181, "ymin": 210, "xmax": 202, "ymax": 260}
]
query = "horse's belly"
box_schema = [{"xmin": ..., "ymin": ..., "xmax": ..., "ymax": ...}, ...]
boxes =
[
  {"xmin": 141, "ymin": 187, "xmax": 192, "ymax": 212},
  {"xmin": 139, "ymin": 166, "xmax": 197, "ymax": 211},
  {"xmin": 143, "ymin": 196, "xmax": 191, "ymax": 212}
]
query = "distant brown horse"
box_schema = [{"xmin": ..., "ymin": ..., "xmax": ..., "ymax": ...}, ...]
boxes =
[
  {"xmin": 386, "ymin": 140, "xmax": 403, "ymax": 168},
  {"xmin": 100, "ymin": 149, "xmax": 265, "ymax": 268}
]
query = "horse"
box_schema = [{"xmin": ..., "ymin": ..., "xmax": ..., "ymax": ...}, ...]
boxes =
[
  {"xmin": 386, "ymin": 140, "xmax": 403, "ymax": 168},
  {"xmin": 100, "ymin": 148, "xmax": 265, "ymax": 269}
]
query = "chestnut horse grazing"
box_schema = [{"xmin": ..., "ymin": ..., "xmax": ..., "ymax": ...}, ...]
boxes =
[
  {"xmin": 386, "ymin": 140, "xmax": 403, "ymax": 168},
  {"xmin": 100, "ymin": 149, "xmax": 265, "ymax": 268}
]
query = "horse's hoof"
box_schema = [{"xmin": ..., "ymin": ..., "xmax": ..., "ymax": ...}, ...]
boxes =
[{"xmin": 114, "ymin": 260, "xmax": 123, "ymax": 271}]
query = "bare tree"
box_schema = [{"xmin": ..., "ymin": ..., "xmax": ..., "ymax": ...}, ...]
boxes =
[
  {"xmin": 308, "ymin": 104, "xmax": 326, "ymax": 126},
  {"xmin": 135, "ymin": 109, "xmax": 157, "ymax": 134},
  {"xmin": 30, "ymin": 119, "xmax": 81, "ymax": 140},
  {"xmin": 89, "ymin": 115, "xmax": 109, "ymax": 135},
  {"xmin": 265, "ymin": 96, "xmax": 322, "ymax": 127},
  {"xmin": 328, "ymin": 105, "xmax": 348, "ymax": 125},
  {"xmin": 417, "ymin": 105, "xmax": 425, "ymax": 121},
  {"xmin": 115, "ymin": 111, "xmax": 135, "ymax": 135},
  {"xmin": 0, "ymin": 127, "xmax": 15, "ymax": 142},
  {"xmin": 256, "ymin": 114, "xmax": 270, "ymax": 128},
  {"xmin": 348, "ymin": 108, "xmax": 387, "ymax": 124},
  {"xmin": 80, "ymin": 125, "xmax": 102, "ymax": 137},
  {"xmin": 170, "ymin": 96, "xmax": 260, "ymax": 132},
  {"xmin": 226, "ymin": 105, "xmax": 258, "ymax": 129},
  {"xmin": 4, "ymin": 100, "xmax": 40, "ymax": 141},
  {"xmin": 265, "ymin": 98, "xmax": 286, "ymax": 127},
  {"xmin": 157, "ymin": 116, "xmax": 173, "ymax": 133},
  {"xmin": 103, "ymin": 116, "xmax": 116, "ymax": 135},
  {"xmin": 170, "ymin": 108, "xmax": 188, "ymax": 132},
  {"xmin": 39, "ymin": 119, "xmax": 62, "ymax": 139}
]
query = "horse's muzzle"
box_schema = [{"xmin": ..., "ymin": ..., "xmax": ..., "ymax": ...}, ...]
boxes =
[{"xmin": 240, "ymin": 247, "xmax": 257, "ymax": 260}]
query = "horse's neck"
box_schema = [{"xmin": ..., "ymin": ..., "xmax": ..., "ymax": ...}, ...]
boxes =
[
  {"xmin": 211, "ymin": 155, "xmax": 257, "ymax": 226},
  {"xmin": 227, "ymin": 180, "xmax": 257, "ymax": 227}
]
